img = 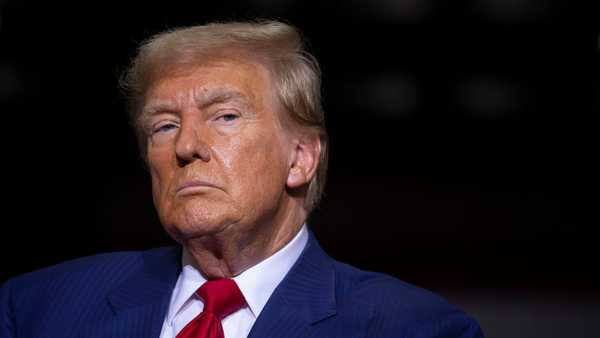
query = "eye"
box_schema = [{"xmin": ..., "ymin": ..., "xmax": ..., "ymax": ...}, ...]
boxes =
[
  {"xmin": 152, "ymin": 122, "xmax": 178, "ymax": 134},
  {"xmin": 215, "ymin": 111, "xmax": 240, "ymax": 123},
  {"xmin": 219, "ymin": 113, "xmax": 239, "ymax": 121}
]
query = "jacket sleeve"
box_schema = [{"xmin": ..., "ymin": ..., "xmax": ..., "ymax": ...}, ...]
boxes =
[
  {"xmin": 367, "ymin": 308, "xmax": 484, "ymax": 338},
  {"xmin": 1, "ymin": 278, "xmax": 16, "ymax": 338},
  {"xmin": 405, "ymin": 311, "xmax": 485, "ymax": 338}
]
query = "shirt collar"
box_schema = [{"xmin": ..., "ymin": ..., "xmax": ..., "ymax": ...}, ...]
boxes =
[
  {"xmin": 167, "ymin": 224, "xmax": 309, "ymax": 323},
  {"xmin": 233, "ymin": 225, "xmax": 308, "ymax": 318}
]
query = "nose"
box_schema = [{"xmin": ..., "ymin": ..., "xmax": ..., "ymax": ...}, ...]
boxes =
[{"xmin": 174, "ymin": 122, "xmax": 211, "ymax": 167}]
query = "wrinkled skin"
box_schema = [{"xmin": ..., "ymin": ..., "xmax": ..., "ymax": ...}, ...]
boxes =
[{"xmin": 142, "ymin": 58, "xmax": 320, "ymax": 278}]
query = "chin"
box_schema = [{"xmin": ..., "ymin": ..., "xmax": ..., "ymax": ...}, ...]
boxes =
[{"xmin": 162, "ymin": 204, "xmax": 241, "ymax": 242}]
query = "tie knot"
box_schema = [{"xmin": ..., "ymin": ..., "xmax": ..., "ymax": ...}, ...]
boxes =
[{"xmin": 197, "ymin": 279, "xmax": 246, "ymax": 319}]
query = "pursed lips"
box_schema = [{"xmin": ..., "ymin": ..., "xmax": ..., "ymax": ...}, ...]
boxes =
[{"xmin": 176, "ymin": 180, "xmax": 220, "ymax": 195}]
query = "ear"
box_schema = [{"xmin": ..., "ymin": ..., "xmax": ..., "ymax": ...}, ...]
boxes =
[{"xmin": 286, "ymin": 135, "xmax": 321, "ymax": 189}]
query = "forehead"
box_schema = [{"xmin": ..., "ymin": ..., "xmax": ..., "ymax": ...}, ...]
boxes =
[{"xmin": 142, "ymin": 59, "xmax": 276, "ymax": 112}]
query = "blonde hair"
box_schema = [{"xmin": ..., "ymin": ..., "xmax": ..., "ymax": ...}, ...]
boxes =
[{"xmin": 121, "ymin": 19, "xmax": 328, "ymax": 211}]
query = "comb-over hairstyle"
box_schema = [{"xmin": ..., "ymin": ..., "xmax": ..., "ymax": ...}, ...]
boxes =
[{"xmin": 122, "ymin": 19, "xmax": 328, "ymax": 211}]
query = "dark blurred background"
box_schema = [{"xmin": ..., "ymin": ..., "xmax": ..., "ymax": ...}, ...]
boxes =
[{"xmin": 1, "ymin": 0, "xmax": 598, "ymax": 337}]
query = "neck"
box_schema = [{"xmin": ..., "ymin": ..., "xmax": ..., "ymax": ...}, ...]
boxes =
[{"xmin": 183, "ymin": 200, "xmax": 307, "ymax": 279}]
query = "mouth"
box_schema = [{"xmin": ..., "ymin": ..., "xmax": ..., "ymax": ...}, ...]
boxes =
[{"xmin": 176, "ymin": 180, "xmax": 219, "ymax": 196}]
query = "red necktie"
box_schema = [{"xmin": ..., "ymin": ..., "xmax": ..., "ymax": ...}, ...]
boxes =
[{"xmin": 176, "ymin": 279, "xmax": 246, "ymax": 338}]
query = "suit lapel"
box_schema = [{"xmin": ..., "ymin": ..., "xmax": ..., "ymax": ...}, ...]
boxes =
[
  {"xmin": 82, "ymin": 247, "xmax": 182, "ymax": 338},
  {"xmin": 248, "ymin": 231, "xmax": 337, "ymax": 338},
  {"xmin": 78, "ymin": 232, "xmax": 337, "ymax": 338}
]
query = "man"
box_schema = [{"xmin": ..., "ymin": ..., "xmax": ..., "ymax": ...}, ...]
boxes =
[{"xmin": 0, "ymin": 20, "xmax": 484, "ymax": 338}]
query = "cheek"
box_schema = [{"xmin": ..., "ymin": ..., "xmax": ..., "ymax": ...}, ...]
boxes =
[
  {"xmin": 230, "ymin": 132, "xmax": 289, "ymax": 191},
  {"xmin": 150, "ymin": 172, "xmax": 161, "ymax": 207},
  {"xmin": 147, "ymin": 151, "xmax": 174, "ymax": 203}
]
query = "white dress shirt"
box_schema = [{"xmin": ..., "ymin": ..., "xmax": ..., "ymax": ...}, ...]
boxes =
[{"xmin": 159, "ymin": 225, "xmax": 309, "ymax": 338}]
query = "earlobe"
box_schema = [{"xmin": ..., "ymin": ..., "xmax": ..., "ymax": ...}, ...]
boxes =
[{"xmin": 286, "ymin": 165, "xmax": 307, "ymax": 188}]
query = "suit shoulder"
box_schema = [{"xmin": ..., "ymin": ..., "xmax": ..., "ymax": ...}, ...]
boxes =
[
  {"xmin": 3, "ymin": 246, "xmax": 176, "ymax": 299},
  {"xmin": 332, "ymin": 261, "xmax": 483, "ymax": 337},
  {"xmin": 333, "ymin": 261, "xmax": 452, "ymax": 315},
  {"xmin": 1, "ymin": 247, "xmax": 179, "ymax": 337}
]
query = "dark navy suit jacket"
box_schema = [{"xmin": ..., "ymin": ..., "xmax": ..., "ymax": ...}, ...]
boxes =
[{"xmin": 1, "ymin": 232, "xmax": 484, "ymax": 338}]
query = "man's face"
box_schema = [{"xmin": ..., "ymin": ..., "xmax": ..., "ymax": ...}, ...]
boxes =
[{"xmin": 142, "ymin": 59, "xmax": 298, "ymax": 243}]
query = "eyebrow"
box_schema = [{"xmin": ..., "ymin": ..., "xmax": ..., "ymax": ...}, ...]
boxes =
[
  {"xmin": 195, "ymin": 88, "xmax": 250, "ymax": 110},
  {"xmin": 141, "ymin": 101, "xmax": 177, "ymax": 117},
  {"xmin": 141, "ymin": 88, "xmax": 251, "ymax": 118}
]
